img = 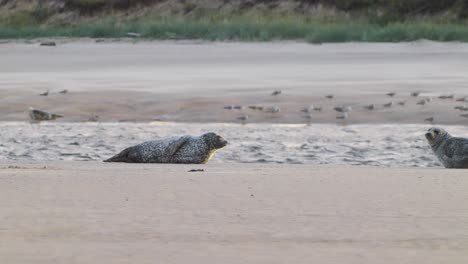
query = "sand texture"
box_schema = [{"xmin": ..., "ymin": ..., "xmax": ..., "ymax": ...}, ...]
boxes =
[
  {"xmin": 0, "ymin": 162, "xmax": 467, "ymax": 264},
  {"xmin": 3, "ymin": 122, "xmax": 468, "ymax": 167},
  {"xmin": 1, "ymin": 40, "xmax": 468, "ymax": 124}
]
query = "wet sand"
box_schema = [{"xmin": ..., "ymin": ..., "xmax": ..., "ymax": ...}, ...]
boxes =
[
  {"xmin": 1, "ymin": 122, "xmax": 461, "ymax": 167},
  {"xmin": 0, "ymin": 162, "xmax": 467, "ymax": 264},
  {"xmin": 1, "ymin": 40, "xmax": 468, "ymax": 124}
]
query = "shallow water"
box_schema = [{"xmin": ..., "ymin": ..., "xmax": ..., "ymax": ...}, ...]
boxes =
[{"xmin": 0, "ymin": 122, "xmax": 465, "ymax": 167}]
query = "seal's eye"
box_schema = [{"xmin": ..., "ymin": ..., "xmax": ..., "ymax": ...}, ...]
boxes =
[{"xmin": 434, "ymin": 129, "xmax": 440, "ymax": 135}]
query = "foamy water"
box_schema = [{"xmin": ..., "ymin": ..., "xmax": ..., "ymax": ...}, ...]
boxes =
[{"xmin": 1, "ymin": 122, "xmax": 466, "ymax": 167}]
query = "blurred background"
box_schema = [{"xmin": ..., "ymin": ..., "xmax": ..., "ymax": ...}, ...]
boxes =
[
  {"xmin": 2, "ymin": 0, "xmax": 468, "ymax": 41},
  {"xmin": 1, "ymin": 0, "xmax": 468, "ymax": 166}
]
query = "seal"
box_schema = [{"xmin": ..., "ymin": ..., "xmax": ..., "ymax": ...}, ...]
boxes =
[
  {"xmin": 104, "ymin": 132, "xmax": 228, "ymax": 164},
  {"xmin": 425, "ymin": 127, "xmax": 468, "ymax": 168},
  {"xmin": 28, "ymin": 107, "xmax": 63, "ymax": 122}
]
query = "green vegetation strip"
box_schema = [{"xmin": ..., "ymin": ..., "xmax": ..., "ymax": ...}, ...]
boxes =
[{"xmin": 2, "ymin": 17, "xmax": 468, "ymax": 42}]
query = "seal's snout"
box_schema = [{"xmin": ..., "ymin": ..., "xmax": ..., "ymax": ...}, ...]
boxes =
[
  {"xmin": 211, "ymin": 133, "xmax": 228, "ymax": 149},
  {"xmin": 426, "ymin": 127, "xmax": 444, "ymax": 142},
  {"xmin": 425, "ymin": 132, "xmax": 433, "ymax": 141},
  {"xmin": 219, "ymin": 138, "xmax": 228, "ymax": 148}
]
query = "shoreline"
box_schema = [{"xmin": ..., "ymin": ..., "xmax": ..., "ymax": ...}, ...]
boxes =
[{"xmin": 0, "ymin": 122, "xmax": 456, "ymax": 167}]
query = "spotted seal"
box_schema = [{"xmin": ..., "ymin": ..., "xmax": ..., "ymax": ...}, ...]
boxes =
[
  {"xmin": 425, "ymin": 127, "xmax": 468, "ymax": 168},
  {"xmin": 104, "ymin": 132, "xmax": 228, "ymax": 164}
]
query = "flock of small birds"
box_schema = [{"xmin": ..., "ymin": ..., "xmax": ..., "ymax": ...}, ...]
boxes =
[
  {"xmin": 28, "ymin": 89, "xmax": 99, "ymax": 123},
  {"xmin": 29, "ymin": 87, "xmax": 468, "ymax": 124},
  {"xmin": 223, "ymin": 90, "xmax": 468, "ymax": 123}
]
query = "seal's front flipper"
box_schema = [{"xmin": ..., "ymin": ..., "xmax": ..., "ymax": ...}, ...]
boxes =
[{"xmin": 165, "ymin": 136, "xmax": 189, "ymax": 157}]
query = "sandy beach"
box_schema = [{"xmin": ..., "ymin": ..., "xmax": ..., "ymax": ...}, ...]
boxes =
[
  {"xmin": 0, "ymin": 162, "xmax": 467, "ymax": 264},
  {"xmin": 1, "ymin": 40, "xmax": 468, "ymax": 263},
  {"xmin": 1, "ymin": 40, "xmax": 468, "ymax": 124}
]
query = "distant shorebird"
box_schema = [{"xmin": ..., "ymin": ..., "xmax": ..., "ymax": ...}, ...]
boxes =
[
  {"xmin": 266, "ymin": 105, "xmax": 281, "ymax": 113},
  {"xmin": 313, "ymin": 106, "xmax": 323, "ymax": 112},
  {"xmin": 224, "ymin": 105, "xmax": 234, "ymax": 110},
  {"xmin": 88, "ymin": 114, "xmax": 99, "ymax": 122},
  {"xmin": 28, "ymin": 107, "xmax": 63, "ymax": 122},
  {"xmin": 383, "ymin": 102, "xmax": 393, "ymax": 108},
  {"xmin": 438, "ymin": 94, "xmax": 454, "ymax": 99},
  {"xmin": 248, "ymin": 105, "xmax": 264, "ymax": 111},
  {"xmin": 271, "ymin": 90, "xmax": 282, "ymax": 96},
  {"xmin": 386, "ymin": 92, "xmax": 396, "ymax": 97},
  {"xmin": 397, "ymin": 101, "xmax": 406, "ymax": 106},
  {"xmin": 333, "ymin": 106, "xmax": 352, "ymax": 113},
  {"xmin": 411, "ymin": 91, "xmax": 421, "ymax": 97},
  {"xmin": 237, "ymin": 115, "xmax": 249, "ymax": 121},
  {"xmin": 417, "ymin": 99, "xmax": 428, "ymax": 105},
  {"xmin": 336, "ymin": 112, "xmax": 349, "ymax": 120},
  {"xmin": 248, "ymin": 105, "xmax": 261, "ymax": 110},
  {"xmin": 233, "ymin": 105, "xmax": 243, "ymax": 110},
  {"xmin": 59, "ymin": 89, "xmax": 68, "ymax": 94},
  {"xmin": 455, "ymin": 106, "xmax": 468, "ymax": 111},
  {"xmin": 301, "ymin": 105, "xmax": 314, "ymax": 113},
  {"xmin": 456, "ymin": 96, "xmax": 468, "ymax": 102},
  {"xmin": 363, "ymin": 104, "xmax": 375, "ymax": 110},
  {"xmin": 325, "ymin": 94, "xmax": 334, "ymax": 99},
  {"xmin": 424, "ymin": 117, "xmax": 434, "ymax": 123},
  {"xmin": 39, "ymin": 90, "xmax": 49, "ymax": 96}
]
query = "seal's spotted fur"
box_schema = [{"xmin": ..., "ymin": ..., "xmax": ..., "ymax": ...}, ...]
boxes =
[
  {"xmin": 425, "ymin": 127, "xmax": 468, "ymax": 168},
  {"xmin": 104, "ymin": 132, "xmax": 227, "ymax": 164}
]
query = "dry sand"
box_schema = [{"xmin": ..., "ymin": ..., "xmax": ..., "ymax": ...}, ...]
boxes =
[
  {"xmin": 0, "ymin": 162, "xmax": 467, "ymax": 264},
  {"xmin": 1, "ymin": 40, "xmax": 468, "ymax": 123}
]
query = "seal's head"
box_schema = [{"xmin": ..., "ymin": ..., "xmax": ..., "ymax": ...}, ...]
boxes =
[
  {"xmin": 202, "ymin": 132, "xmax": 228, "ymax": 150},
  {"xmin": 425, "ymin": 127, "xmax": 449, "ymax": 147}
]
